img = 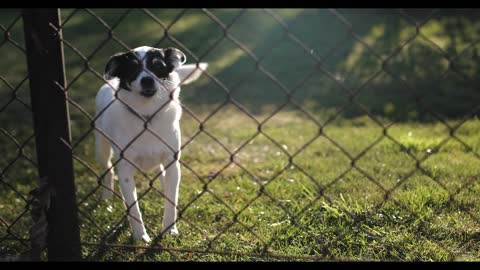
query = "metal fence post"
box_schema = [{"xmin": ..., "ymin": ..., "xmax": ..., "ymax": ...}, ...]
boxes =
[{"xmin": 22, "ymin": 8, "xmax": 81, "ymax": 261}]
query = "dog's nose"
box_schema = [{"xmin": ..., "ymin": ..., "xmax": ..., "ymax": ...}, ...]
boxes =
[{"xmin": 141, "ymin": 77, "xmax": 155, "ymax": 89}]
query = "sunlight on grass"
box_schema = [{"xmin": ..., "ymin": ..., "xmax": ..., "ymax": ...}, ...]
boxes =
[
  {"xmin": 396, "ymin": 134, "xmax": 444, "ymax": 152},
  {"xmin": 345, "ymin": 24, "xmax": 386, "ymax": 69},
  {"xmin": 211, "ymin": 47, "xmax": 247, "ymax": 74}
]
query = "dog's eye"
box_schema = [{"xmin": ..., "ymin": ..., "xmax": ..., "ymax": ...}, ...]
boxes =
[{"xmin": 152, "ymin": 58, "xmax": 166, "ymax": 67}]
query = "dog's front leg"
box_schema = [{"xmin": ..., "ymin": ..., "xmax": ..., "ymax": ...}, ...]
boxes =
[
  {"xmin": 95, "ymin": 130, "xmax": 116, "ymax": 200},
  {"xmin": 162, "ymin": 159, "xmax": 181, "ymax": 235},
  {"xmin": 117, "ymin": 162, "xmax": 151, "ymax": 242}
]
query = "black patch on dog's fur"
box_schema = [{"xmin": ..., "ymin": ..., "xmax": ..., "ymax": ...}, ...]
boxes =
[
  {"xmin": 145, "ymin": 48, "xmax": 186, "ymax": 79},
  {"xmin": 145, "ymin": 49, "xmax": 171, "ymax": 79},
  {"xmin": 104, "ymin": 51, "xmax": 142, "ymax": 91}
]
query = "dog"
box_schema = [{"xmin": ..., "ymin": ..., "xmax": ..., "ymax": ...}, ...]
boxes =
[{"xmin": 94, "ymin": 46, "xmax": 207, "ymax": 242}]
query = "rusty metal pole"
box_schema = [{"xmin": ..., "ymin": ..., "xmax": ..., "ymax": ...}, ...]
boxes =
[{"xmin": 23, "ymin": 8, "xmax": 81, "ymax": 261}]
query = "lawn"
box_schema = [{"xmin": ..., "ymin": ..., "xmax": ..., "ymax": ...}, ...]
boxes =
[{"xmin": 1, "ymin": 8, "xmax": 480, "ymax": 261}]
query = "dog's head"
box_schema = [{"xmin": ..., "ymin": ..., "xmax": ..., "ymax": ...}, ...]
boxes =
[{"xmin": 104, "ymin": 46, "xmax": 207, "ymax": 99}]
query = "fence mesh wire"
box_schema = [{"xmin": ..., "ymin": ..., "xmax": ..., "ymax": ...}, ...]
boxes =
[
  {"xmin": 2, "ymin": 8, "xmax": 480, "ymax": 261},
  {"xmin": 0, "ymin": 10, "xmax": 39, "ymax": 261}
]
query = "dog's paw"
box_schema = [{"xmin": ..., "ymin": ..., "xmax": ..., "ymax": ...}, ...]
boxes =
[
  {"xmin": 141, "ymin": 234, "xmax": 151, "ymax": 243},
  {"xmin": 163, "ymin": 227, "xmax": 179, "ymax": 236},
  {"xmin": 133, "ymin": 233, "xmax": 151, "ymax": 243}
]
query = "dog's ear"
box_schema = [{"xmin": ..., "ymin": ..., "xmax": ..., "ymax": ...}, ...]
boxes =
[
  {"xmin": 164, "ymin": 47, "xmax": 187, "ymax": 72},
  {"xmin": 176, "ymin": 63, "xmax": 208, "ymax": 85},
  {"xmin": 104, "ymin": 52, "xmax": 125, "ymax": 80},
  {"xmin": 104, "ymin": 52, "xmax": 141, "ymax": 80}
]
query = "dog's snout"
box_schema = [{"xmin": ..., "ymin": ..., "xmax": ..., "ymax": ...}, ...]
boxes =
[{"xmin": 141, "ymin": 76, "xmax": 155, "ymax": 89}]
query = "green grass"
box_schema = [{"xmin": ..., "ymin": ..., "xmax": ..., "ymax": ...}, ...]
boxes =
[{"xmin": 1, "ymin": 9, "xmax": 480, "ymax": 261}]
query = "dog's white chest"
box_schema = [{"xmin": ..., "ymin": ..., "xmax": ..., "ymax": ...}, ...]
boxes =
[
  {"xmin": 131, "ymin": 143, "xmax": 165, "ymax": 171},
  {"xmin": 99, "ymin": 101, "xmax": 181, "ymax": 172},
  {"xmin": 129, "ymin": 131, "xmax": 171, "ymax": 169},
  {"xmin": 123, "ymin": 121, "xmax": 179, "ymax": 171}
]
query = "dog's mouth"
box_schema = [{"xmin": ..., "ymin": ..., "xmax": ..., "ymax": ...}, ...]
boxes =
[{"xmin": 140, "ymin": 89, "xmax": 157, "ymax": 97}]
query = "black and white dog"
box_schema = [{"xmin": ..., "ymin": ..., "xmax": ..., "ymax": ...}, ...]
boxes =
[{"xmin": 94, "ymin": 46, "xmax": 207, "ymax": 242}]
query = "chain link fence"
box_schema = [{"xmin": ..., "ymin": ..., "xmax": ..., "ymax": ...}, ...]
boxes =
[
  {"xmin": 0, "ymin": 10, "xmax": 39, "ymax": 261},
  {"xmin": 1, "ymin": 8, "xmax": 480, "ymax": 261}
]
